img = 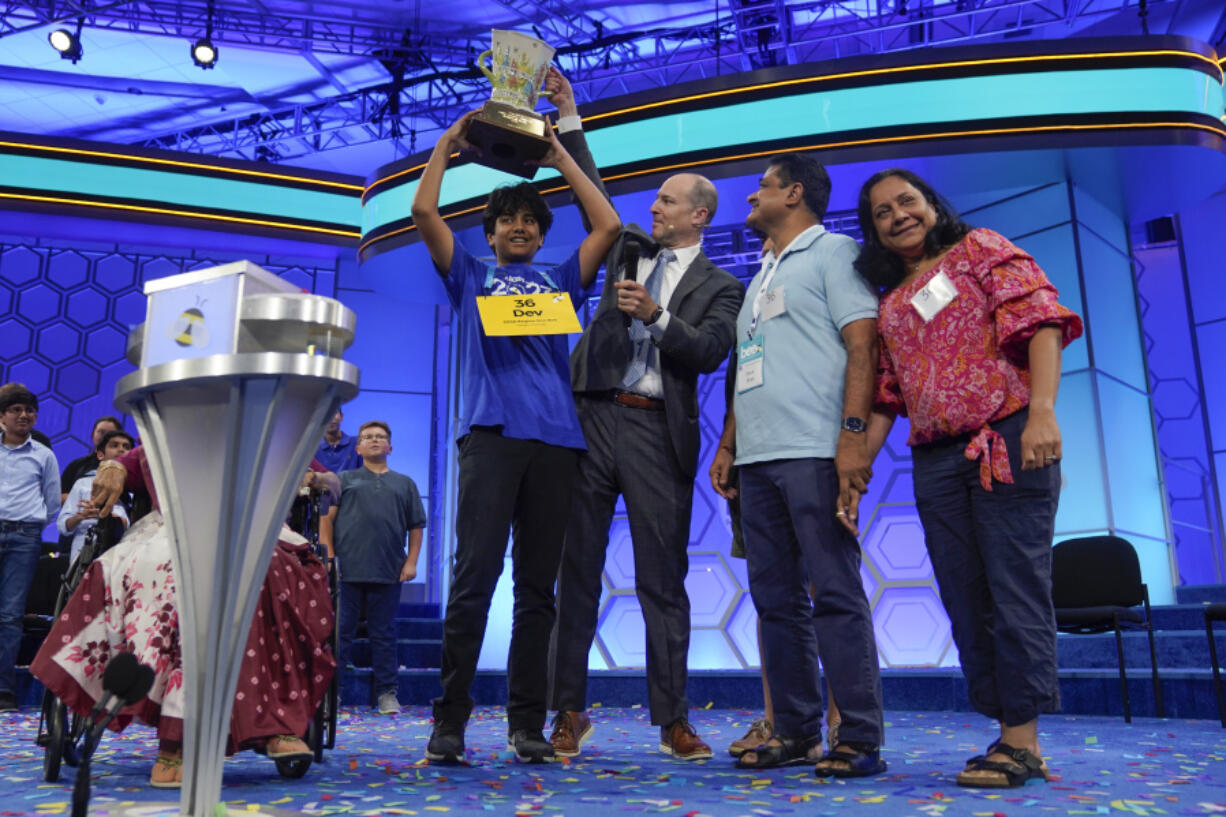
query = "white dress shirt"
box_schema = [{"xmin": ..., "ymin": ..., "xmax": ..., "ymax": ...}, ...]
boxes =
[{"xmin": 628, "ymin": 242, "xmax": 702, "ymax": 398}]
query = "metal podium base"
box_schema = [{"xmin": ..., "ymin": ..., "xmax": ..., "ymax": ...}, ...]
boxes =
[{"xmin": 90, "ymin": 802, "xmax": 309, "ymax": 817}]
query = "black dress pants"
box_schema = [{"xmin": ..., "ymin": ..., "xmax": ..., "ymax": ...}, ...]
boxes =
[{"xmin": 433, "ymin": 428, "xmax": 579, "ymax": 732}]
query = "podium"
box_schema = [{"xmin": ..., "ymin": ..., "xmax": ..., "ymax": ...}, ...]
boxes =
[{"xmin": 113, "ymin": 261, "xmax": 359, "ymax": 817}]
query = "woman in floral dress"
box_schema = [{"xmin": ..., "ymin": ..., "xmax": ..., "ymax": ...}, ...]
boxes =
[{"xmin": 31, "ymin": 446, "xmax": 335, "ymax": 787}]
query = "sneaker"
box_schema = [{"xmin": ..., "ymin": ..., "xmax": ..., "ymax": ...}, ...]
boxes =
[
  {"xmin": 0, "ymin": 692, "xmax": 16, "ymax": 713},
  {"xmin": 549, "ymin": 710, "xmax": 594, "ymax": 758},
  {"xmin": 377, "ymin": 692, "xmax": 402, "ymax": 715},
  {"xmin": 507, "ymin": 729, "xmax": 555, "ymax": 763},
  {"xmin": 728, "ymin": 717, "xmax": 772, "ymax": 757},
  {"xmin": 425, "ymin": 722, "xmax": 466, "ymax": 764},
  {"xmin": 659, "ymin": 718, "xmax": 713, "ymax": 760}
]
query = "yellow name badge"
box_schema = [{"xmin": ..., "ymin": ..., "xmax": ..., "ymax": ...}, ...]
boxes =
[{"xmin": 476, "ymin": 292, "xmax": 583, "ymax": 336}]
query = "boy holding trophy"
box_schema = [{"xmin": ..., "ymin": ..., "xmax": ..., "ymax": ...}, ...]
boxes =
[{"xmin": 410, "ymin": 110, "xmax": 620, "ymax": 763}]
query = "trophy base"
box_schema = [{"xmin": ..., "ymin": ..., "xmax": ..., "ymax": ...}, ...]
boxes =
[{"xmin": 466, "ymin": 101, "xmax": 551, "ymax": 179}]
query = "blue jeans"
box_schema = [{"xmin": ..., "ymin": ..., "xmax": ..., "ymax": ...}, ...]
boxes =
[
  {"xmin": 338, "ymin": 581, "xmax": 401, "ymax": 696},
  {"xmin": 0, "ymin": 521, "xmax": 42, "ymax": 694},
  {"xmin": 739, "ymin": 458, "xmax": 885, "ymax": 746}
]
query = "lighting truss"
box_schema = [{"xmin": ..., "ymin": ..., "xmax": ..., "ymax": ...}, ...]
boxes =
[{"xmin": 16, "ymin": 0, "xmax": 1160, "ymax": 162}]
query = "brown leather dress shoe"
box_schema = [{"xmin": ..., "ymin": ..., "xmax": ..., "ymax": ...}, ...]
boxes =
[
  {"xmin": 549, "ymin": 710, "xmax": 594, "ymax": 758},
  {"xmin": 659, "ymin": 718, "xmax": 713, "ymax": 760}
]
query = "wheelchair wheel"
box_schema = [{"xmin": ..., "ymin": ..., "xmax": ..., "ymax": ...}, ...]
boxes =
[{"xmin": 42, "ymin": 696, "xmax": 67, "ymax": 782}]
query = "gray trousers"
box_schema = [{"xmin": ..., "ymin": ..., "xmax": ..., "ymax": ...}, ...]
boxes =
[{"xmin": 549, "ymin": 396, "xmax": 693, "ymax": 726}]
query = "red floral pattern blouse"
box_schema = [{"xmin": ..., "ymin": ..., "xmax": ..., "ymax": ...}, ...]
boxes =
[{"xmin": 873, "ymin": 228, "xmax": 1083, "ymax": 489}]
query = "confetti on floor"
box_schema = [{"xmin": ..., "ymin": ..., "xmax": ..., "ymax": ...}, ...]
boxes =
[{"xmin": 2, "ymin": 707, "xmax": 1224, "ymax": 816}]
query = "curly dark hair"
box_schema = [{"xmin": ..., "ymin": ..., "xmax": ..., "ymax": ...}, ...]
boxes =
[
  {"xmin": 482, "ymin": 182, "xmax": 553, "ymax": 238},
  {"xmin": 853, "ymin": 169, "xmax": 971, "ymax": 293}
]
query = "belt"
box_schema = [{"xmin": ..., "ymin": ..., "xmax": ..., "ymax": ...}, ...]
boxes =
[
  {"xmin": 0, "ymin": 519, "xmax": 41, "ymax": 531},
  {"xmin": 610, "ymin": 390, "xmax": 665, "ymax": 411}
]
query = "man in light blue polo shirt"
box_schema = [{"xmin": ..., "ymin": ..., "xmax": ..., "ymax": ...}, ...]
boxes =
[
  {"xmin": 0, "ymin": 384, "xmax": 60, "ymax": 712},
  {"xmin": 709, "ymin": 154, "xmax": 886, "ymax": 777}
]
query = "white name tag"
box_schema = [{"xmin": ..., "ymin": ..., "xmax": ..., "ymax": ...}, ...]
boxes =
[
  {"xmin": 736, "ymin": 335, "xmax": 765, "ymax": 394},
  {"xmin": 909, "ymin": 270, "xmax": 958, "ymax": 322},
  {"xmin": 759, "ymin": 287, "xmax": 787, "ymax": 323}
]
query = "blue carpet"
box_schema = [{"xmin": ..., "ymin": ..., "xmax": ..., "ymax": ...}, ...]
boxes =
[{"xmin": 1, "ymin": 706, "xmax": 1224, "ymax": 816}]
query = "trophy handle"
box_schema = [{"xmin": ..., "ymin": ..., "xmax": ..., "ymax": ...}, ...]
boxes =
[{"xmin": 477, "ymin": 49, "xmax": 495, "ymax": 83}]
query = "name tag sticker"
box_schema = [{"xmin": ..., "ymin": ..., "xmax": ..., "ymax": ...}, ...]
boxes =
[
  {"xmin": 736, "ymin": 334, "xmax": 765, "ymax": 394},
  {"xmin": 909, "ymin": 270, "xmax": 958, "ymax": 322},
  {"xmin": 759, "ymin": 287, "xmax": 787, "ymax": 322},
  {"xmin": 476, "ymin": 292, "xmax": 582, "ymax": 336}
]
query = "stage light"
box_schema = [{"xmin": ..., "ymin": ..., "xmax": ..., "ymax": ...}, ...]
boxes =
[
  {"xmin": 48, "ymin": 20, "xmax": 83, "ymax": 63},
  {"xmin": 192, "ymin": 37, "xmax": 218, "ymax": 68},
  {"xmin": 192, "ymin": 0, "xmax": 218, "ymax": 69}
]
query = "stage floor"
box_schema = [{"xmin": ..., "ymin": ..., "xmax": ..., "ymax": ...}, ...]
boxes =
[{"xmin": 1, "ymin": 706, "xmax": 1224, "ymax": 816}]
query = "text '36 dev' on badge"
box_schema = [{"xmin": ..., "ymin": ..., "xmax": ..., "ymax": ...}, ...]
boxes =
[{"xmin": 476, "ymin": 292, "xmax": 582, "ymax": 336}]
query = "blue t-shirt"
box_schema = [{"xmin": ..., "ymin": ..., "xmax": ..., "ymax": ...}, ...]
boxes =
[
  {"xmin": 334, "ymin": 467, "xmax": 427, "ymax": 584},
  {"xmin": 316, "ymin": 433, "xmax": 362, "ymax": 473},
  {"xmin": 734, "ymin": 225, "xmax": 879, "ymax": 464},
  {"xmin": 444, "ymin": 242, "xmax": 588, "ymax": 450}
]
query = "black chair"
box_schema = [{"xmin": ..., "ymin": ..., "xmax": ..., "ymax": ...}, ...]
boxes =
[
  {"xmin": 1052, "ymin": 535, "xmax": 1163, "ymax": 722},
  {"xmin": 1206, "ymin": 603, "xmax": 1226, "ymax": 727}
]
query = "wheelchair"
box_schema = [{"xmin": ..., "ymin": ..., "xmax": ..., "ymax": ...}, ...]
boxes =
[
  {"xmin": 36, "ymin": 519, "xmax": 125, "ymax": 782},
  {"xmin": 273, "ymin": 487, "xmax": 340, "ymax": 778}
]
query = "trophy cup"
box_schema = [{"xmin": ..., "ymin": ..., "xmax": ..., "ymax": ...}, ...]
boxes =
[{"xmin": 466, "ymin": 29, "xmax": 555, "ymax": 179}]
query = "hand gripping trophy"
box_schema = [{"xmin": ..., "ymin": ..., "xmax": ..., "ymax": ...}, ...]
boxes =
[{"xmin": 465, "ymin": 29, "xmax": 556, "ymax": 178}]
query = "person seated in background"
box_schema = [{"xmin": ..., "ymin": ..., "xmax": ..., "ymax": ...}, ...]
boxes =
[
  {"xmin": 59, "ymin": 416, "xmax": 125, "ymax": 503},
  {"xmin": 56, "ymin": 429, "xmax": 134, "ymax": 565},
  {"xmin": 32, "ymin": 444, "xmax": 336, "ymax": 787}
]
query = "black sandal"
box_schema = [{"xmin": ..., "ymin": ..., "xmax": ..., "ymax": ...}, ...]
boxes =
[
  {"xmin": 814, "ymin": 740, "xmax": 888, "ymax": 778},
  {"xmin": 955, "ymin": 741, "xmax": 1049, "ymax": 789},
  {"xmin": 734, "ymin": 735, "xmax": 821, "ymax": 769}
]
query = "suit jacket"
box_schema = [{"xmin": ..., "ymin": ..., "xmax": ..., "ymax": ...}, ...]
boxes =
[{"xmin": 560, "ymin": 128, "xmax": 745, "ymax": 479}]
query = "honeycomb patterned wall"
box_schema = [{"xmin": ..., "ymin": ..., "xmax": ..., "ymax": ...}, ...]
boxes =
[
  {"xmin": 582, "ymin": 218, "xmax": 959, "ymax": 671},
  {"xmin": 0, "ymin": 240, "xmax": 336, "ymax": 474}
]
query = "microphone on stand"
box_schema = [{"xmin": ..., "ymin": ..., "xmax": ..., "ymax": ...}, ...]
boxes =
[
  {"xmin": 620, "ymin": 241, "xmax": 641, "ymax": 328},
  {"xmin": 72, "ymin": 653, "xmax": 156, "ymax": 817}
]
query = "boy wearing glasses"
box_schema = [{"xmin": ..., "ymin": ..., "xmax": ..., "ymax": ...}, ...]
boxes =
[
  {"xmin": 0, "ymin": 385, "xmax": 61, "ymax": 712},
  {"xmin": 328, "ymin": 420, "xmax": 426, "ymax": 715}
]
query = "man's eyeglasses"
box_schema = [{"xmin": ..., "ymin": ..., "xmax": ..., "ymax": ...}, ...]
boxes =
[
  {"xmin": 3, "ymin": 406, "xmax": 37, "ymax": 416},
  {"xmin": 358, "ymin": 434, "xmax": 389, "ymax": 442}
]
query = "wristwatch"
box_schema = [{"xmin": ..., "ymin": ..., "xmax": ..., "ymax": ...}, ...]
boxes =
[
  {"xmin": 644, "ymin": 306, "xmax": 664, "ymax": 326},
  {"xmin": 841, "ymin": 416, "xmax": 867, "ymax": 433}
]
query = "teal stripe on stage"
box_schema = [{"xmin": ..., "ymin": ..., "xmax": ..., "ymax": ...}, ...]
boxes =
[
  {"xmin": 362, "ymin": 65, "xmax": 1225, "ymax": 236},
  {"xmin": 0, "ymin": 152, "xmax": 361, "ymax": 229}
]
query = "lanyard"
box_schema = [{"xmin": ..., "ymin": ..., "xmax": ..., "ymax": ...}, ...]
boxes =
[
  {"xmin": 747, "ymin": 229, "xmax": 825, "ymax": 338},
  {"xmin": 483, "ymin": 264, "xmax": 561, "ymax": 294},
  {"xmin": 748, "ymin": 254, "xmax": 781, "ymax": 338}
]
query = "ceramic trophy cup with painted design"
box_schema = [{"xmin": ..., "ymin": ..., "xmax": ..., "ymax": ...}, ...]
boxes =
[{"xmin": 466, "ymin": 29, "xmax": 555, "ymax": 179}]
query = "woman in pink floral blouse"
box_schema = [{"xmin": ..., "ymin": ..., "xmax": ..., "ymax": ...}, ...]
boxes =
[{"xmin": 849, "ymin": 169, "xmax": 1082, "ymax": 789}]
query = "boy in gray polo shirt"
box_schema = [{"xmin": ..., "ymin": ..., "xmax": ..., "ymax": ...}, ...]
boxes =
[{"xmin": 328, "ymin": 420, "xmax": 426, "ymax": 715}]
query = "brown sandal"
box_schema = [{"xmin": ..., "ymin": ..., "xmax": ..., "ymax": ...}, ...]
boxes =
[{"xmin": 150, "ymin": 753, "xmax": 183, "ymax": 789}]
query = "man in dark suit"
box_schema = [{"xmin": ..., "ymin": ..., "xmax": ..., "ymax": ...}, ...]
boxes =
[{"xmin": 545, "ymin": 69, "xmax": 745, "ymax": 761}]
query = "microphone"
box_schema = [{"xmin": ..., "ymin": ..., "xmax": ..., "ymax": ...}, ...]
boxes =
[
  {"xmin": 622, "ymin": 241, "xmax": 641, "ymax": 284},
  {"xmin": 621, "ymin": 241, "xmax": 641, "ymax": 327},
  {"xmin": 73, "ymin": 654, "xmax": 155, "ymax": 817}
]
